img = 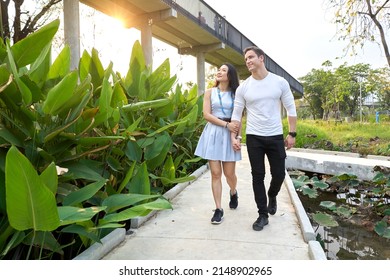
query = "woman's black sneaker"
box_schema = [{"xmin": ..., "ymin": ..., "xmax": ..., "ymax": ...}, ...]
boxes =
[
  {"xmin": 211, "ymin": 208, "xmax": 224, "ymax": 224},
  {"xmin": 229, "ymin": 191, "xmax": 238, "ymax": 209}
]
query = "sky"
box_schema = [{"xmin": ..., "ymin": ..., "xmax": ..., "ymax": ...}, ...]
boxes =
[
  {"xmin": 80, "ymin": 0, "xmax": 388, "ymax": 83},
  {"xmin": 203, "ymin": 0, "xmax": 387, "ymax": 77}
]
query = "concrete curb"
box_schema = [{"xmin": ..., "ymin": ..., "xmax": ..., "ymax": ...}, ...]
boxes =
[
  {"xmin": 286, "ymin": 149, "xmax": 390, "ymax": 181},
  {"xmin": 73, "ymin": 164, "xmax": 209, "ymax": 260},
  {"xmin": 284, "ymin": 173, "xmax": 316, "ymax": 242},
  {"xmin": 284, "ymin": 172, "xmax": 327, "ymax": 260},
  {"xmin": 73, "ymin": 228, "xmax": 126, "ymax": 260},
  {"xmin": 308, "ymin": 240, "xmax": 327, "ymax": 260},
  {"xmin": 289, "ymin": 148, "xmax": 360, "ymax": 158},
  {"xmin": 290, "ymin": 148, "xmax": 390, "ymax": 162}
]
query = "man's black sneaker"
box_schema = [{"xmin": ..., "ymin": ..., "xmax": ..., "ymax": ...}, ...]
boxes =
[
  {"xmin": 268, "ymin": 196, "xmax": 277, "ymax": 215},
  {"xmin": 252, "ymin": 215, "xmax": 269, "ymax": 231},
  {"xmin": 229, "ymin": 190, "xmax": 238, "ymax": 209},
  {"xmin": 211, "ymin": 208, "xmax": 224, "ymax": 224}
]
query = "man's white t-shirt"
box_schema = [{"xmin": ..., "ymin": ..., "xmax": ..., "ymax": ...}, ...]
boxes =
[{"xmin": 231, "ymin": 72, "xmax": 297, "ymax": 136}]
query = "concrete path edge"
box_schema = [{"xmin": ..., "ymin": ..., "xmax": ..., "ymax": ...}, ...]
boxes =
[{"xmin": 284, "ymin": 172, "xmax": 327, "ymax": 260}]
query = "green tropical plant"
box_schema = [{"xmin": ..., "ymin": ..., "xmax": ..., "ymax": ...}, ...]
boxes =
[{"xmin": 0, "ymin": 19, "xmax": 204, "ymax": 259}]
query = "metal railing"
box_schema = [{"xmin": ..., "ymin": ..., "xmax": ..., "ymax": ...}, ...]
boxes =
[{"xmin": 160, "ymin": 0, "xmax": 303, "ymax": 95}]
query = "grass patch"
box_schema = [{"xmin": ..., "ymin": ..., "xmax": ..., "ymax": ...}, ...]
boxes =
[
  {"xmin": 284, "ymin": 120, "xmax": 390, "ymax": 156},
  {"xmin": 240, "ymin": 118, "xmax": 389, "ymax": 156}
]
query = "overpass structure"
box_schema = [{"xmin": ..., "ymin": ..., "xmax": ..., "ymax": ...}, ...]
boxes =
[{"xmin": 63, "ymin": 0, "xmax": 303, "ymax": 97}]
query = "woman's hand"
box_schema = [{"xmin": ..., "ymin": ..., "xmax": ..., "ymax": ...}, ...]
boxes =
[{"xmin": 232, "ymin": 138, "xmax": 241, "ymax": 151}]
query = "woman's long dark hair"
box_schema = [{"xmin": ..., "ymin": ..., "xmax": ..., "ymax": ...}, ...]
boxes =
[{"xmin": 215, "ymin": 63, "xmax": 240, "ymax": 97}]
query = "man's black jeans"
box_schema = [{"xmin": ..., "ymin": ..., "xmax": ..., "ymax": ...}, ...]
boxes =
[{"xmin": 246, "ymin": 134, "xmax": 287, "ymax": 217}]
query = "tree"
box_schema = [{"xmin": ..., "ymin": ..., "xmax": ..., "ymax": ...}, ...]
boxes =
[
  {"xmin": 0, "ymin": 0, "xmax": 61, "ymax": 44},
  {"xmin": 300, "ymin": 62, "xmax": 384, "ymax": 121},
  {"xmin": 325, "ymin": 0, "xmax": 390, "ymax": 67},
  {"xmin": 300, "ymin": 61, "xmax": 336, "ymax": 120},
  {"xmin": 333, "ymin": 63, "xmax": 371, "ymax": 119},
  {"xmin": 371, "ymin": 67, "xmax": 390, "ymax": 110}
]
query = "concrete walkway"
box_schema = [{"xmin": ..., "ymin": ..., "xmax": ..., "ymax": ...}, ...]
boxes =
[{"xmin": 95, "ymin": 146, "xmax": 325, "ymax": 260}]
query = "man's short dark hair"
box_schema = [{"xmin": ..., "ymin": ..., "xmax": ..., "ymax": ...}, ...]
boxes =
[{"xmin": 244, "ymin": 46, "xmax": 265, "ymax": 58}]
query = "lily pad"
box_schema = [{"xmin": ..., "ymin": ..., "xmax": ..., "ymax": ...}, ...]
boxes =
[{"xmin": 312, "ymin": 212, "xmax": 339, "ymax": 227}]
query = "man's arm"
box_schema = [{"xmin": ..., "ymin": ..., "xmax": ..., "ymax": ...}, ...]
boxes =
[{"xmin": 285, "ymin": 116, "xmax": 297, "ymax": 149}]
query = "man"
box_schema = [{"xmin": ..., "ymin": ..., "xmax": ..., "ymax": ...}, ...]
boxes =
[{"xmin": 231, "ymin": 46, "xmax": 297, "ymax": 231}]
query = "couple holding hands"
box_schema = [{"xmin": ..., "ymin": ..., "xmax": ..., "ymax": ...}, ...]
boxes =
[{"xmin": 195, "ymin": 46, "xmax": 297, "ymax": 231}]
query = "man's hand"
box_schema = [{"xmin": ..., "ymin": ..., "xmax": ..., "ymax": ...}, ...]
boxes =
[
  {"xmin": 228, "ymin": 120, "xmax": 240, "ymax": 134},
  {"xmin": 284, "ymin": 135, "xmax": 295, "ymax": 150}
]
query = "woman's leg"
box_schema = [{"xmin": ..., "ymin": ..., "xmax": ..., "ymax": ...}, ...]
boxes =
[
  {"xmin": 222, "ymin": 161, "xmax": 237, "ymax": 195},
  {"xmin": 222, "ymin": 161, "xmax": 238, "ymax": 209},
  {"xmin": 209, "ymin": 160, "xmax": 223, "ymax": 209}
]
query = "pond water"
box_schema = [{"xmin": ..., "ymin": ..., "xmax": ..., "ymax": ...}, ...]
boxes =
[{"xmin": 298, "ymin": 192, "xmax": 390, "ymax": 260}]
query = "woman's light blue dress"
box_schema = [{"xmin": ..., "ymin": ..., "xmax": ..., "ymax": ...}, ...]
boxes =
[{"xmin": 195, "ymin": 87, "xmax": 241, "ymax": 162}]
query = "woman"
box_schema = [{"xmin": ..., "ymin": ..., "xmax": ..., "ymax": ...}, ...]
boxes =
[{"xmin": 195, "ymin": 63, "xmax": 241, "ymax": 224}]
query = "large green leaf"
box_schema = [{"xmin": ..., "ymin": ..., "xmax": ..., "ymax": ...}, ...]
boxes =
[
  {"xmin": 374, "ymin": 221, "xmax": 390, "ymax": 239},
  {"xmin": 111, "ymin": 81, "xmax": 128, "ymax": 107},
  {"xmin": 334, "ymin": 206, "xmax": 352, "ymax": 218},
  {"xmin": 79, "ymin": 50, "xmax": 92, "ymax": 82},
  {"xmin": 319, "ymin": 201, "xmax": 337, "ymax": 211},
  {"xmin": 61, "ymin": 160, "xmax": 106, "ymax": 182},
  {"xmin": 10, "ymin": 19, "xmax": 59, "ymax": 68},
  {"xmin": 162, "ymin": 155, "xmax": 175, "ymax": 181},
  {"xmin": 291, "ymin": 176, "xmax": 310, "ymax": 188},
  {"xmin": 0, "ymin": 229, "xmax": 24, "ymax": 257},
  {"xmin": 58, "ymin": 206, "xmax": 106, "ymax": 226},
  {"xmin": 61, "ymin": 224, "xmax": 101, "ymax": 243},
  {"xmin": 125, "ymin": 141, "xmax": 142, "ymax": 162},
  {"xmin": 144, "ymin": 133, "xmax": 172, "ymax": 161},
  {"xmin": 125, "ymin": 40, "xmax": 146, "ymax": 97},
  {"xmin": 40, "ymin": 162, "xmax": 58, "ymax": 195},
  {"xmin": 42, "ymin": 71, "xmax": 78, "ymax": 115},
  {"xmin": 102, "ymin": 193, "xmax": 162, "ymax": 213},
  {"xmin": 23, "ymin": 231, "xmax": 63, "ymax": 254},
  {"xmin": 186, "ymin": 84, "xmax": 199, "ymax": 107},
  {"xmin": 117, "ymin": 161, "xmax": 136, "ymax": 194},
  {"xmin": 121, "ymin": 98, "xmax": 170, "ymax": 112},
  {"xmin": 99, "ymin": 64, "xmax": 114, "ymax": 114},
  {"xmin": 145, "ymin": 138, "xmax": 172, "ymax": 170},
  {"xmin": 312, "ymin": 180, "xmax": 329, "ymax": 190},
  {"xmin": 302, "ymin": 186, "xmax": 318, "ymax": 198},
  {"xmin": 101, "ymin": 198, "xmax": 172, "ymax": 224},
  {"xmin": 5, "ymin": 146, "xmax": 60, "ymax": 231},
  {"xmin": 90, "ymin": 48, "xmax": 105, "ymax": 91},
  {"xmin": 6, "ymin": 40, "xmax": 32, "ymax": 105},
  {"xmin": 59, "ymin": 74, "xmax": 92, "ymax": 120},
  {"xmin": 47, "ymin": 45, "xmax": 71, "ymax": 80},
  {"xmin": 62, "ymin": 179, "xmax": 107, "ymax": 206},
  {"xmin": 0, "ymin": 127, "xmax": 23, "ymax": 147},
  {"xmin": 128, "ymin": 162, "xmax": 150, "ymax": 194},
  {"xmin": 312, "ymin": 212, "xmax": 339, "ymax": 227},
  {"xmin": 28, "ymin": 41, "xmax": 52, "ymax": 86}
]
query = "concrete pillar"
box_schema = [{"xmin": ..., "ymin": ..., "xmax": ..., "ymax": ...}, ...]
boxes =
[
  {"xmin": 63, "ymin": 0, "xmax": 80, "ymax": 70},
  {"xmin": 196, "ymin": 52, "xmax": 206, "ymax": 95},
  {"xmin": 140, "ymin": 21, "xmax": 153, "ymax": 68}
]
